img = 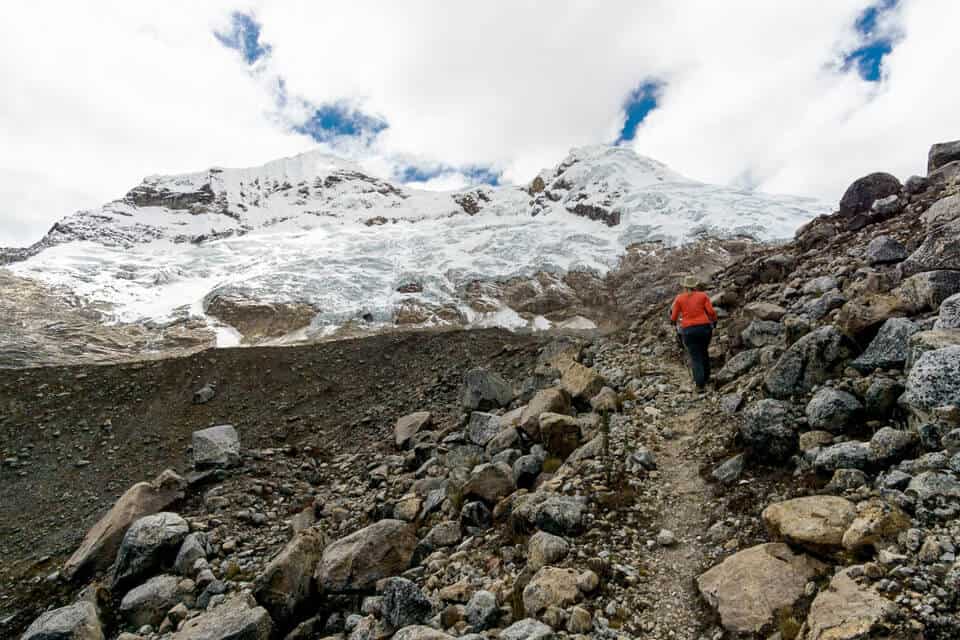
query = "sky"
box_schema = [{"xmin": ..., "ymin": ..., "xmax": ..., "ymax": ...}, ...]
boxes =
[{"xmin": 1, "ymin": 0, "xmax": 959, "ymax": 246}]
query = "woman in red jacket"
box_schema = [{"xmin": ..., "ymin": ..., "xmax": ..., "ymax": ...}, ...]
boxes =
[{"xmin": 670, "ymin": 275, "xmax": 718, "ymax": 392}]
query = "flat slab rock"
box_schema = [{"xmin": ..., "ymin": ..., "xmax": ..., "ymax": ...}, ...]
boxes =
[
  {"xmin": 800, "ymin": 568, "xmax": 897, "ymax": 640},
  {"xmin": 762, "ymin": 496, "xmax": 857, "ymax": 553},
  {"xmin": 697, "ymin": 542, "xmax": 829, "ymax": 636},
  {"xmin": 172, "ymin": 594, "xmax": 272, "ymax": 640}
]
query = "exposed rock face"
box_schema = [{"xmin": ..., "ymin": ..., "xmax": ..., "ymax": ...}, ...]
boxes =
[
  {"xmin": 112, "ymin": 512, "xmax": 190, "ymax": 592},
  {"xmin": 253, "ymin": 528, "xmax": 326, "ymax": 627},
  {"xmin": 21, "ymin": 601, "xmax": 104, "ymax": 640},
  {"xmin": 764, "ymin": 326, "xmax": 857, "ymax": 398},
  {"xmin": 762, "ymin": 496, "xmax": 857, "ymax": 553},
  {"xmin": 697, "ymin": 543, "xmax": 828, "ymax": 636},
  {"xmin": 192, "ymin": 425, "xmax": 241, "ymax": 469},
  {"xmin": 204, "ymin": 292, "xmax": 317, "ymax": 343},
  {"xmin": 800, "ymin": 568, "xmax": 896, "ymax": 640},
  {"xmin": 315, "ymin": 519, "xmax": 416, "ymax": 592},
  {"xmin": 63, "ymin": 469, "xmax": 186, "ymax": 580},
  {"xmin": 172, "ymin": 594, "xmax": 272, "ymax": 640}
]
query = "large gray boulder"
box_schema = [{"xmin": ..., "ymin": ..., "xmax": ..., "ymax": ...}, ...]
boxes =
[
  {"xmin": 462, "ymin": 462, "xmax": 516, "ymax": 504},
  {"xmin": 901, "ymin": 346, "xmax": 960, "ymax": 423},
  {"xmin": 865, "ymin": 235, "xmax": 908, "ymax": 266},
  {"xmin": 929, "ymin": 140, "xmax": 960, "ymax": 173},
  {"xmin": 850, "ymin": 317, "xmax": 920, "ymax": 372},
  {"xmin": 253, "ymin": 527, "xmax": 326, "ymax": 627},
  {"xmin": 814, "ymin": 441, "xmax": 871, "ymax": 472},
  {"xmin": 382, "ymin": 577, "xmax": 432, "ymax": 628},
  {"xmin": 899, "ymin": 223, "xmax": 960, "ymax": 277},
  {"xmin": 63, "ymin": 469, "xmax": 186, "ymax": 581},
  {"xmin": 119, "ymin": 574, "xmax": 181, "ymax": 628},
  {"xmin": 461, "ymin": 368, "xmax": 513, "ymax": 411},
  {"xmin": 741, "ymin": 321, "xmax": 784, "ymax": 349},
  {"xmin": 192, "ymin": 425, "xmax": 241, "ymax": 469},
  {"xmin": 395, "ymin": 412, "xmax": 432, "ymax": 449},
  {"xmin": 805, "ymin": 387, "xmax": 862, "ymax": 433},
  {"xmin": 739, "ymin": 399, "xmax": 798, "ymax": 463},
  {"xmin": 935, "ymin": 293, "xmax": 960, "ymax": 330},
  {"xmin": 839, "ymin": 172, "xmax": 901, "ymax": 217},
  {"xmin": 172, "ymin": 594, "xmax": 272, "ymax": 640},
  {"xmin": 465, "ymin": 412, "xmax": 501, "ymax": 447},
  {"xmin": 869, "ymin": 427, "xmax": 918, "ymax": 465},
  {"xmin": 511, "ymin": 492, "xmax": 587, "ymax": 537},
  {"xmin": 500, "ymin": 619, "xmax": 555, "ymax": 640},
  {"xmin": 315, "ymin": 519, "xmax": 416, "ymax": 592},
  {"xmin": 907, "ymin": 471, "xmax": 960, "ymax": 504},
  {"xmin": 714, "ymin": 349, "xmax": 760, "ymax": 386},
  {"xmin": 896, "ymin": 270, "xmax": 960, "ymax": 309},
  {"xmin": 22, "ymin": 601, "xmax": 104, "ymax": 640},
  {"xmin": 764, "ymin": 326, "xmax": 857, "ymax": 399},
  {"xmin": 112, "ymin": 512, "xmax": 189, "ymax": 592}
]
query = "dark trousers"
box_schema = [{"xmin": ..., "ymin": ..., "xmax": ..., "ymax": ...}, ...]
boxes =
[{"xmin": 681, "ymin": 323, "xmax": 713, "ymax": 389}]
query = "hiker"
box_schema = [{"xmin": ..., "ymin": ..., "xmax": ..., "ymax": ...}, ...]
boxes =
[{"xmin": 670, "ymin": 275, "xmax": 717, "ymax": 392}]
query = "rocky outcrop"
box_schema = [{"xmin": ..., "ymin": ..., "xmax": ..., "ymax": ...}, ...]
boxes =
[{"xmin": 204, "ymin": 292, "xmax": 317, "ymax": 343}]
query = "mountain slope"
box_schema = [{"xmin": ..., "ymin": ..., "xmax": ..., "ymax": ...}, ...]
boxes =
[{"xmin": 2, "ymin": 146, "xmax": 829, "ymax": 351}]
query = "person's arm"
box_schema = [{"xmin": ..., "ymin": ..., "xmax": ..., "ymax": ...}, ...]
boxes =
[
  {"xmin": 670, "ymin": 297, "xmax": 681, "ymax": 324},
  {"xmin": 703, "ymin": 293, "xmax": 718, "ymax": 323}
]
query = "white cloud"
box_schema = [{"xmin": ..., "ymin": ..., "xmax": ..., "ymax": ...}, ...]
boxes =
[{"xmin": 2, "ymin": 0, "xmax": 959, "ymax": 247}]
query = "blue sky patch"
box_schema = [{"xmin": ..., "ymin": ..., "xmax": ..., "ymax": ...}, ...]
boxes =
[
  {"xmin": 215, "ymin": 12, "xmax": 271, "ymax": 64},
  {"xmin": 616, "ymin": 81, "xmax": 663, "ymax": 144},
  {"xmin": 396, "ymin": 163, "xmax": 500, "ymax": 186},
  {"xmin": 293, "ymin": 102, "xmax": 388, "ymax": 143},
  {"xmin": 843, "ymin": 0, "xmax": 898, "ymax": 81}
]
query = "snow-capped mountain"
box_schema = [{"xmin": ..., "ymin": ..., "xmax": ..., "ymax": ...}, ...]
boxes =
[{"xmin": 3, "ymin": 145, "xmax": 829, "ymax": 350}]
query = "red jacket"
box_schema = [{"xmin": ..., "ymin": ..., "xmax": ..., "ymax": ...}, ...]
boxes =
[{"xmin": 670, "ymin": 291, "xmax": 717, "ymax": 329}]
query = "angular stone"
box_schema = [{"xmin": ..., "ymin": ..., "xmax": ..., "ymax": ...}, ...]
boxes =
[
  {"xmin": 741, "ymin": 320, "xmax": 784, "ymax": 349},
  {"xmin": 519, "ymin": 388, "xmax": 571, "ymax": 439},
  {"xmin": 589, "ymin": 386, "xmax": 619, "ymax": 413},
  {"xmin": 865, "ymin": 235, "xmax": 908, "ymax": 266},
  {"xmin": 837, "ymin": 294, "xmax": 911, "ymax": 339},
  {"xmin": 740, "ymin": 399, "xmax": 798, "ymax": 463},
  {"xmin": 112, "ymin": 512, "xmax": 189, "ymax": 592},
  {"xmin": 192, "ymin": 425, "xmax": 240, "ymax": 469},
  {"xmin": 805, "ymin": 387, "xmax": 863, "ymax": 433},
  {"xmin": 464, "ymin": 590, "xmax": 498, "ymax": 630},
  {"xmin": 800, "ymin": 568, "xmax": 896, "ymax": 640},
  {"xmin": 315, "ymin": 520, "xmax": 416, "ymax": 592},
  {"xmin": 814, "ymin": 441, "xmax": 870, "ymax": 472},
  {"xmin": 22, "ymin": 601, "xmax": 104, "ymax": 640},
  {"xmin": 395, "ymin": 412, "xmax": 432, "ymax": 449},
  {"xmin": 697, "ymin": 543, "xmax": 828, "ymax": 636},
  {"xmin": 764, "ymin": 326, "xmax": 857, "ymax": 399},
  {"xmin": 803, "ymin": 276, "xmax": 840, "ymax": 296},
  {"xmin": 174, "ymin": 532, "xmax": 211, "ymax": 576},
  {"xmin": 762, "ymin": 496, "xmax": 856, "ymax": 552},
  {"xmin": 850, "ymin": 317, "xmax": 920, "ymax": 372},
  {"xmin": 799, "ymin": 430, "xmax": 834, "ymax": 451},
  {"xmin": 839, "ymin": 172, "xmax": 901, "ymax": 217},
  {"xmin": 841, "ymin": 499, "xmax": 910, "ymax": 553},
  {"xmin": 864, "ymin": 378, "xmax": 905, "ymax": 420},
  {"xmin": 714, "ymin": 349, "xmax": 759, "ymax": 386},
  {"xmin": 560, "ymin": 362, "xmax": 604, "ymax": 400},
  {"xmin": 511, "ymin": 492, "xmax": 586, "ymax": 537},
  {"xmin": 463, "ymin": 462, "xmax": 516, "ymax": 505},
  {"xmin": 522, "ymin": 566, "xmax": 580, "ymax": 616},
  {"xmin": 935, "ymin": 292, "xmax": 960, "ymax": 330},
  {"xmin": 528, "ymin": 531, "xmax": 570, "ymax": 571},
  {"xmin": 119, "ymin": 574, "xmax": 181, "ymax": 628},
  {"xmin": 465, "ymin": 412, "xmax": 501, "ymax": 447},
  {"xmin": 825, "ymin": 468, "xmax": 867, "ymax": 492},
  {"xmin": 63, "ymin": 469, "xmax": 186, "ymax": 581},
  {"xmin": 868, "ymin": 427, "xmax": 917, "ymax": 465},
  {"xmin": 461, "ymin": 368, "xmax": 513, "ymax": 411},
  {"xmin": 744, "ymin": 302, "xmax": 787, "ymax": 321},
  {"xmin": 172, "ymin": 594, "xmax": 272, "ymax": 640},
  {"xmin": 929, "ymin": 140, "xmax": 960, "ymax": 173},
  {"xmin": 895, "ymin": 270, "xmax": 960, "ymax": 309},
  {"xmin": 906, "ymin": 329, "xmax": 960, "ymax": 369},
  {"xmin": 392, "ymin": 626, "xmax": 454, "ymax": 640},
  {"xmin": 383, "ymin": 577, "xmax": 432, "ymax": 628},
  {"xmin": 901, "ymin": 346, "xmax": 960, "ymax": 423},
  {"xmin": 253, "ymin": 527, "xmax": 326, "ymax": 626},
  {"xmin": 513, "ymin": 454, "xmax": 543, "ymax": 489},
  {"xmin": 907, "ymin": 471, "xmax": 960, "ymax": 504},
  {"xmin": 712, "ymin": 454, "xmax": 745, "ymax": 485},
  {"xmin": 538, "ymin": 412, "xmax": 580, "ymax": 459},
  {"xmin": 500, "ymin": 619, "xmax": 554, "ymax": 640}
]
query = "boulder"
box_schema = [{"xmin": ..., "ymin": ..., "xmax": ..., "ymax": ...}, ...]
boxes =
[
  {"xmin": 589, "ymin": 386, "xmax": 620, "ymax": 413},
  {"xmin": 500, "ymin": 619, "xmax": 554, "ymax": 640},
  {"xmin": 172, "ymin": 594, "xmax": 272, "ymax": 640},
  {"xmin": 464, "ymin": 412, "xmax": 501, "ymax": 447},
  {"xmin": 764, "ymin": 326, "xmax": 857, "ymax": 399},
  {"xmin": 850, "ymin": 317, "xmax": 920, "ymax": 372},
  {"xmin": 395, "ymin": 412, "xmax": 432, "ymax": 449},
  {"xmin": 712, "ymin": 454, "xmax": 745, "ymax": 485},
  {"xmin": 922, "ymin": 192, "xmax": 960, "ymax": 227},
  {"xmin": 383, "ymin": 577, "xmax": 432, "ymax": 628},
  {"xmin": 803, "ymin": 276, "xmax": 840, "ymax": 296},
  {"xmin": 900, "ymin": 346, "xmax": 960, "ymax": 423},
  {"xmin": 935, "ymin": 292, "xmax": 960, "ymax": 330},
  {"xmin": 112, "ymin": 512, "xmax": 189, "ymax": 592},
  {"xmin": 739, "ymin": 399, "xmax": 798, "ymax": 463},
  {"xmin": 463, "ymin": 462, "xmax": 516, "ymax": 505},
  {"xmin": 392, "ymin": 627, "xmax": 454, "ymax": 640},
  {"xmin": 864, "ymin": 378, "xmax": 905, "ymax": 420},
  {"xmin": 513, "ymin": 454, "xmax": 543, "ymax": 488},
  {"xmin": 744, "ymin": 302, "xmax": 786, "ymax": 321},
  {"xmin": 805, "ymin": 290, "xmax": 848, "ymax": 321},
  {"xmin": 865, "ymin": 235, "xmax": 908, "ymax": 266},
  {"xmin": 805, "ymin": 387, "xmax": 863, "ymax": 433},
  {"xmin": 762, "ymin": 496, "xmax": 857, "ymax": 552},
  {"xmin": 907, "ymin": 471, "xmax": 960, "ymax": 504},
  {"xmin": 837, "ymin": 294, "xmax": 911, "ymax": 339},
  {"xmin": 825, "ymin": 468, "xmax": 867, "ymax": 492},
  {"xmin": 560, "ymin": 362, "xmax": 604, "ymax": 400},
  {"xmin": 906, "ymin": 329, "xmax": 960, "ymax": 369},
  {"xmin": 63, "ymin": 469, "xmax": 186, "ymax": 580},
  {"xmin": 22, "ymin": 601, "xmax": 104, "ymax": 640},
  {"xmin": 868, "ymin": 427, "xmax": 918, "ymax": 465},
  {"xmin": 253, "ymin": 527, "xmax": 326, "ymax": 626},
  {"xmin": 315, "ymin": 519, "xmax": 416, "ymax": 592},
  {"xmin": 461, "ymin": 368, "xmax": 513, "ymax": 411},
  {"xmin": 522, "ymin": 566, "xmax": 580, "ymax": 616},
  {"xmin": 799, "ymin": 568, "xmax": 896, "ymax": 640},
  {"xmin": 895, "ymin": 270, "xmax": 960, "ymax": 309},
  {"xmin": 838, "ymin": 172, "xmax": 901, "ymax": 217},
  {"xmin": 928, "ymin": 140, "xmax": 960, "ymax": 173},
  {"xmin": 174, "ymin": 532, "xmax": 211, "ymax": 576},
  {"xmin": 511, "ymin": 492, "xmax": 586, "ymax": 536},
  {"xmin": 192, "ymin": 425, "xmax": 241, "ymax": 469},
  {"xmin": 697, "ymin": 543, "xmax": 828, "ymax": 636},
  {"xmin": 538, "ymin": 413, "xmax": 580, "ymax": 458},
  {"xmin": 714, "ymin": 349, "xmax": 760, "ymax": 386},
  {"xmin": 841, "ymin": 499, "xmax": 910, "ymax": 553},
  {"xmin": 527, "ymin": 531, "xmax": 570, "ymax": 571},
  {"xmin": 119, "ymin": 574, "xmax": 181, "ymax": 628},
  {"xmin": 899, "ymin": 224, "xmax": 960, "ymax": 276},
  {"xmin": 814, "ymin": 441, "xmax": 870, "ymax": 472},
  {"xmin": 519, "ymin": 388, "xmax": 571, "ymax": 439},
  {"xmin": 741, "ymin": 320, "xmax": 784, "ymax": 349},
  {"xmin": 464, "ymin": 590, "xmax": 499, "ymax": 630},
  {"xmin": 460, "ymin": 501, "xmax": 492, "ymax": 532}
]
